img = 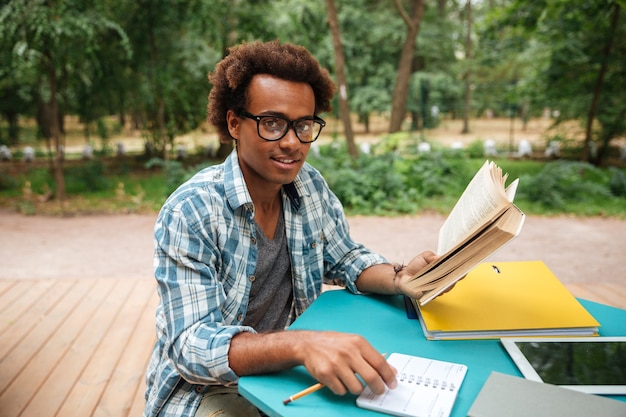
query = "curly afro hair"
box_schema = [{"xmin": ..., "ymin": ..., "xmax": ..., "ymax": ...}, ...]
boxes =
[{"xmin": 207, "ymin": 40, "xmax": 336, "ymax": 144}]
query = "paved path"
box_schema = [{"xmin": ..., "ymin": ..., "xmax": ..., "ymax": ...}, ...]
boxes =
[{"xmin": 1, "ymin": 210, "xmax": 625, "ymax": 284}]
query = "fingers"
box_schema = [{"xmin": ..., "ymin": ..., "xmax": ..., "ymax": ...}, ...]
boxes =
[
  {"xmin": 359, "ymin": 350, "xmax": 397, "ymax": 394},
  {"xmin": 301, "ymin": 332, "xmax": 396, "ymax": 396},
  {"xmin": 405, "ymin": 251, "xmax": 438, "ymax": 275}
]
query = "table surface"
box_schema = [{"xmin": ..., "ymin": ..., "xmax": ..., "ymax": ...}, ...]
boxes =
[{"xmin": 238, "ymin": 290, "xmax": 626, "ymax": 417}]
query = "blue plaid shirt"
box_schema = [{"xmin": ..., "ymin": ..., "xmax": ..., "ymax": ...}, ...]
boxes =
[{"xmin": 143, "ymin": 151, "xmax": 387, "ymax": 417}]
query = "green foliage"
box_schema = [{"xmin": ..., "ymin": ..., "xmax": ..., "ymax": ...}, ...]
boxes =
[
  {"xmin": 307, "ymin": 148, "xmax": 626, "ymax": 217},
  {"xmin": 400, "ymin": 151, "xmax": 473, "ymax": 199},
  {"xmin": 479, "ymin": 0, "xmax": 626, "ymax": 163},
  {"xmin": 608, "ymin": 167, "xmax": 626, "ymax": 197},
  {"xmin": 65, "ymin": 161, "xmax": 109, "ymax": 193},
  {"xmin": 518, "ymin": 161, "xmax": 614, "ymax": 209},
  {"xmin": 310, "ymin": 145, "xmax": 475, "ymax": 215},
  {"xmin": 309, "ymin": 145, "xmax": 414, "ymax": 215},
  {"xmin": 465, "ymin": 140, "xmax": 487, "ymax": 159},
  {"xmin": 1, "ymin": 156, "xmax": 624, "ymax": 217},
  {"xmin": 144, "ymin": 158, "xmax": 187, "ymax": 196},
  {"xmin": 0, "ymin": 168, "xmax": 18, "ymax": 191},
  {"xmin": 144, "ymin": 157, "xmax": 214, "ymax": 196}
]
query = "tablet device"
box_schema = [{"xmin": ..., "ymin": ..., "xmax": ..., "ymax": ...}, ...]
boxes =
[{"xmin": 501, "ymin": 337, "xmax": 626, "ymax": 395}]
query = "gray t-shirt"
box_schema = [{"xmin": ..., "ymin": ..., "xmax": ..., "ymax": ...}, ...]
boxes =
[{"xmin": 243, "ymin": 209, "xmax": 294, "ymax": 332}]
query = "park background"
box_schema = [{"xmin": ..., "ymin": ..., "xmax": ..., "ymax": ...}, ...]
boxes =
[
  {"xmin": 1, "ymin": 2, "xmax": 626, "ymax": 417},
  {"xmin": 0, "ymin": 0, "xmax": 625, "ymax": 218}
]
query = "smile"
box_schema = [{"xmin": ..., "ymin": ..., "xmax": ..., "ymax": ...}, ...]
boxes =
[{"xmin": 273, "ymin": 157, "xmax": 299, "ymax": 164}]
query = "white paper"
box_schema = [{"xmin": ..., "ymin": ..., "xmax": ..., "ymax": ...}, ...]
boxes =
[{"xmin": 356, "ymin": 353, "xmax": 468, "ymax": 417}]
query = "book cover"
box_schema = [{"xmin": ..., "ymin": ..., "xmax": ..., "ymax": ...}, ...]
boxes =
[
  {"xmin": 468, "ymin": 372, "xmax": 626, "ymax": 417},
  {"xmin": 415, "ymin": 261, "xmax": 600, "ymax": 340},
  {"xmin": 356, "ymin": 353, "xmax": 467, "ymax": 417}
]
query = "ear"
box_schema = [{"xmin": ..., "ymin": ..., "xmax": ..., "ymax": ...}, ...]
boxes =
[{"xmin": 226, "ymin": 110, "xmax": 240, "ymax": 140}]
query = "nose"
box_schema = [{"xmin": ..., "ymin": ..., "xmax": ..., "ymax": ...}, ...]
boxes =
[{"xmin": 279, "ymin": 125, "xmax": 302, "ymax": 149}]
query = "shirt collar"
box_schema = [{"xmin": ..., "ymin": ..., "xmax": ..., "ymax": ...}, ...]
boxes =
[{"xmin": 224, "ymin": 150, "xmax": 302, "ymax": 212}]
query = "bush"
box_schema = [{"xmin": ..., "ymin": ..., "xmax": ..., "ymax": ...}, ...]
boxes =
[
  {"xmin": 608, "ymin": 167, "xmax": 626, "ymax": 197},
  {"xmin": 65, "ymin": 161, "xmax": 110, "ymax": 194},
  {"xmin": 145, "ymin": 157, "xmax": 215, "ymax": 196},
  {"xmin": 400, "ymin": 150, "xmax": 473, "ymax": 199},
  {"xmin": 0, "ymin": 168, "xmax": 18, "ymax": 191},
  {"xmin": 308, "ymin": 144, "xmax": 475, "ymax": 215},
  {"xmin": 518, "ymin": 161, "xmax": 613, "ymax": 209}
]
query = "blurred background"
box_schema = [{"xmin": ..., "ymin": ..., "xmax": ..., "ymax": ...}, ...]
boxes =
[{"xmin": 0, "ymin": 0, "xmax": 625, "ymax": 217}]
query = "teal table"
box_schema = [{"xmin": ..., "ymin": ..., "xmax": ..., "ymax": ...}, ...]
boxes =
[{"xmin": 238, "ymin": 290, "xmax": 626, "ymax": 417}]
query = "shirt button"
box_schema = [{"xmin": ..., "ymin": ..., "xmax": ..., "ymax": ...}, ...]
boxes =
[
  {"xmin": 195, "ymin": 386, "xmax": 204, "ymax": 393},
  {"xmin": 251, "ymin": 237, "xmax": 257, "ymax": 244},
  {"xmin": 238, "ymin": 314, "xmax": 243, "ymax": 321},
  {"xmin": 249, "ymin": 275, "xmax": 256, "ymax": 282},
  {"xmin": 311, "ymin": 242, "xmax": 317, "ymax": 249}
]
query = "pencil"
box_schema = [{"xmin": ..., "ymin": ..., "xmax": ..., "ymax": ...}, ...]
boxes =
[
  {"xmin": 282, "ymin": 382, "xmax": 325, "ymax": 405},
  {"xmin": 282, "ymin": 353, "xmax": 389, "ymax": 405}
]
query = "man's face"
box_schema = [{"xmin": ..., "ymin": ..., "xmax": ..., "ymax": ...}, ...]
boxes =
[{"xmin": 227, "ymin": 74, "xmax": 315, "ymax": 192}]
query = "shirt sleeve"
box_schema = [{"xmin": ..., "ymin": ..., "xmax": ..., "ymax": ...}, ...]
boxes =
[
  {"xmin": 297, "ymin": 166, "xmax": 388, "ymax": 293},
  {"xmin": 154, "ymin": 199, "xmax": 255, "ymax": 386}
]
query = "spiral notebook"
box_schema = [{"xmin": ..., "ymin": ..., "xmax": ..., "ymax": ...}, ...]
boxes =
[{"xmin": 356, "ymin": 353, "xmax": 467, "ymax": 417}]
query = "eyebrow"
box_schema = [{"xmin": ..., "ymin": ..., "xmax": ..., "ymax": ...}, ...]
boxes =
[{"xmin": 255, "ymin": 110, "xmax": 316, "ymax": 120}]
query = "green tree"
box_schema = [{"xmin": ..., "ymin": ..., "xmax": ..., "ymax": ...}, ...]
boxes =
[
  {"xmin": 536, "ymin": 0, "xmax": 625, "ymax": 165},
  {"xmin": 0, "ymin": 0, "xmax": 129, "ymax": 202},
  {"xmin": 479, "ymin": 0, "xmax": 626, "ymax": 165},
  {"xmin": 118, "ymin": 0, "xmax": 277, "ymax": 160}
]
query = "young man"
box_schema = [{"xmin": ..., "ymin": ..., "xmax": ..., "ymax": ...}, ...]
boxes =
[{"xmin": 144, "ymin": 40, "xmax": 437, "ymax": 417}]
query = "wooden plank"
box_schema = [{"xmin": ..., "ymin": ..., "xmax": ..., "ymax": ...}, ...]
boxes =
[
  {"xmin": 0, "ymin": 279, "xmax": 116, "ymax": 417},
  {"xmin": 127, "ymin": 352, "xmax": 151, "ymax": 417},
  {"xmin": 93, "ymin": 280, "xmax": 158, "ymax": 417},
  {"xmin": 581, "ymin": 283, "xmax": 626, "ymax": 310},
  {"xmin": 0, "ymin": 280, "xmax": 33, "ymax": 318},
  {"xmin": 57, "ymin": 279, "xmax": 148, "ymax": 416},
  {"xmin": 565, "ymin": 283, "xmax": 607, "ymax": 305},
  {"xmin": 20, "ymin": 278, "xmax": 135, "ymax": 417},
  {"xmin": 0, "ymin": 279, "xmax": 72, "ymax": 361},
  {"xmin": 0, "ymin": 280, "xmax": 17, "ymax": 301},
  {"xmin": 565, "ymin": 283, "xmax": 626, "ymax": 310},
  {"xmin": 0, "ymin": 278, "xmax": 93, "ymax": 397},
  {"xmin": 0, "ymin": 277, "xmax": 620, "ymax": 417}
]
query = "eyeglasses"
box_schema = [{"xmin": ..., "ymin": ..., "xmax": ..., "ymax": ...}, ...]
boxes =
[{"xmin": 239, "ymin": 110, "xmax": 326, "ymax": 143}]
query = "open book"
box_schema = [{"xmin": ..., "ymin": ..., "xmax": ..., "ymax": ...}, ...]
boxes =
[
  {"xmin": 357, "ymin": 353, "xmax": 467, "ymax": 417},
  {"xmin": 410, "ymin": 160, "xmax": 525, "ymax": 306}
]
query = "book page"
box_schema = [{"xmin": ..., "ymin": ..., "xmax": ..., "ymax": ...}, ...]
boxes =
[
  {"xmin": 437, "ymin": 161, "xmax": 516, "ymax": 254},
  {"xmin": 356, "ymin": 353, "xmax": 467, "ymax": 417}
]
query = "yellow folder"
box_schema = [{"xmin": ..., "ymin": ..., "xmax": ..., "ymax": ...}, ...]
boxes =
[{"xmin": 416, "ymin": 261, "xmax": 600, "ymax": 340}]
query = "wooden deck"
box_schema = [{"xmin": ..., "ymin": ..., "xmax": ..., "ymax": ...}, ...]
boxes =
[{"xmin": 1, "ymin": 278, "xmax": 625, "ymax": 417}]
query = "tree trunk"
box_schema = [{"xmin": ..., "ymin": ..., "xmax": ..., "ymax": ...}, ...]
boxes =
[
  {"xmin": 389, "ymin": 0, "xmax": 425, "ymax": 133},
  {"xmin": 461, "ymin": 0, "xmax": 473, "ymax": 134},
  {"xmin": 582, "ymin": 3, "xmax": 619, "ymax": 164},
  {"xmin": 146, "ymin": 0, "xmax": 167, "ymax": 160},
  {"xmin": 45, "ymin": 50, "xmax": 66, "ymax": 203},
  {"xmin": 437, "ymin": 0, "xmax": 447, "ymax": 17},
  {"xmin": 4, "ymin": 110, "xmax": 19, "ymax": 145},
  {"xmin": 326, "ymin": 0, "xmax": 358, "ymax": 159}
]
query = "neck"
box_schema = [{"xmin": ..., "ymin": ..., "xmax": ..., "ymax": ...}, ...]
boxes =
[{"xmin": 251, "ymin": 189, "xmax": 282, "ymax": 239}]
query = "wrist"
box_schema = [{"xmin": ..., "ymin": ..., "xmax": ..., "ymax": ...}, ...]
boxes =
[{"xmin": 392, "ymin": 263, "xmax": 405, "ymax": 294}]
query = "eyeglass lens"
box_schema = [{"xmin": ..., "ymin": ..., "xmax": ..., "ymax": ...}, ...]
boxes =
[{"xmin": 259, "ymin": 117, "xmax": 321, "ymax": 142}]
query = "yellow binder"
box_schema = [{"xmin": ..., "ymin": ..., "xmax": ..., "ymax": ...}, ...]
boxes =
[{"xmin": 415, "ymin": 261, "xmax": 600, "ymax": 340}]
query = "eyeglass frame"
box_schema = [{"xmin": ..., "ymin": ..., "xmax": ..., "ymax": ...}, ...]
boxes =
[{"xmin": 238, "ymin": 110, "xmax": 326, "ymax": 143}]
